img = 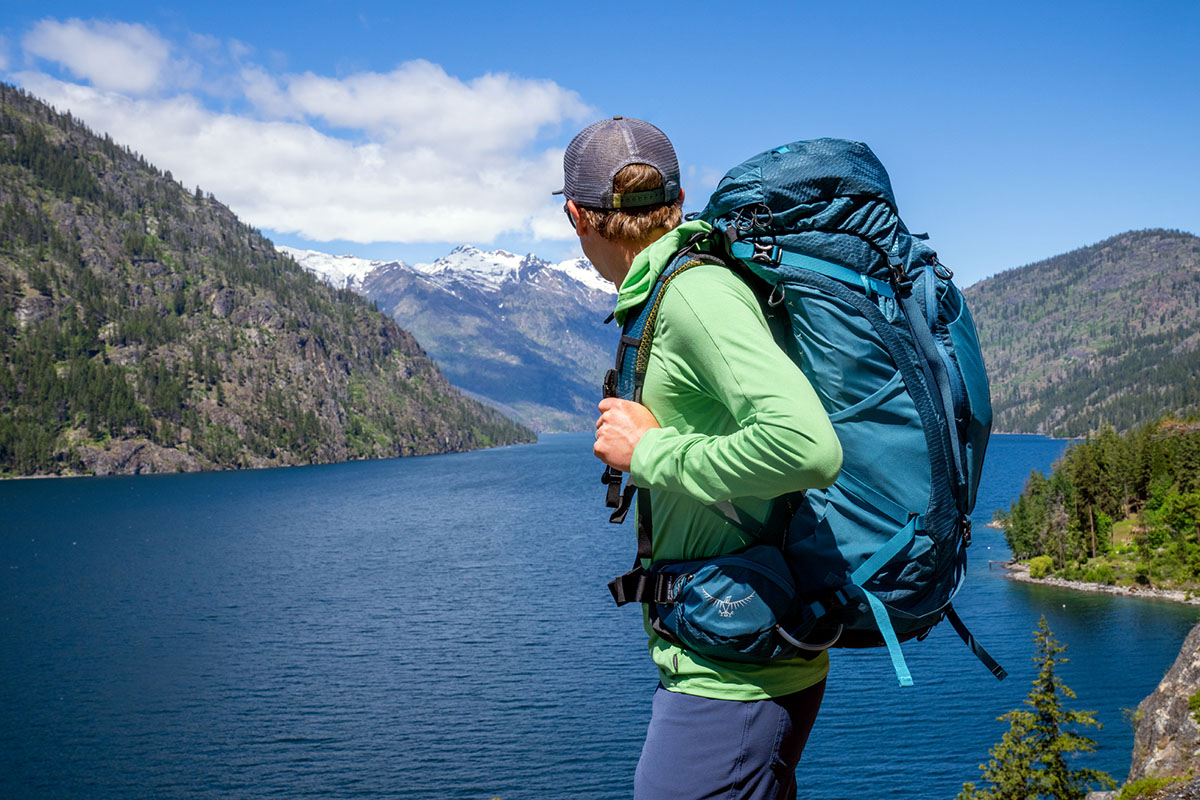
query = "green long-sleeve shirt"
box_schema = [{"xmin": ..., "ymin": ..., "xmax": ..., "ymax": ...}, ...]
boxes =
[{"xmin": 617, "ymin": 221, "xmax": 843, "ymax": 700}]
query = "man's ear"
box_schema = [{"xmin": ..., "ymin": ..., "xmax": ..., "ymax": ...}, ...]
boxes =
[
  {"xmin": 566, "ymin": 199, "xmax": 587, "ymax": 236},
  {"xmin": 678, "ymin": 188, "xmax": 685, "ymax": 205}
]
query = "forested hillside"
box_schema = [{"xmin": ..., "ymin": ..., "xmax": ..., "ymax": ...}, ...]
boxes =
[
  {"xmin": 966, "ymin": 229, "xmax": 1200, "ymax": 436},
  {"xmin": 0, "ymin": 84, "xmax": 532, "ymax": 476}
]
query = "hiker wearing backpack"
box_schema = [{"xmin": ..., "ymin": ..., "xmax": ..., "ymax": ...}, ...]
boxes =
[
  {"xmin": 564, "ymin": 116, "xmax": 1006, "ymax": 797},
  {"xmin": 559, "ymin": 116, "xmax": 843, "ymax": 800}
]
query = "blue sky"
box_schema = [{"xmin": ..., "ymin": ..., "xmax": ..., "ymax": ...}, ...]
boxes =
[{"xmin": 2, "ymin": 1, "xmax": 1197, "ymax": 286}]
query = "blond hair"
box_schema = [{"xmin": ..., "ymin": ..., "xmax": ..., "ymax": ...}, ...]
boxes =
[{"xmin": 578, "ymin": 163, "xmax": 683, "ymax": 245}]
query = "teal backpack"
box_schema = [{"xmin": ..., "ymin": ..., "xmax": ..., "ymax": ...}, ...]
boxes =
[{"xmin": 602, "ymin": 138, "xmax": 1006, "ymax": 686}]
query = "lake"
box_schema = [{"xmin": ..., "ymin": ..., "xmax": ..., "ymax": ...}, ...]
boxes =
[{"xmin": 2, "ymin": 433, "xmax": 1197, "ymax": 799}]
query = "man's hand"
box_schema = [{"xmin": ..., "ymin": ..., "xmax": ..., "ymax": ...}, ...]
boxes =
[{"xmin": 594, "ymin": 397, "xmax": 660, "ymax": 473}]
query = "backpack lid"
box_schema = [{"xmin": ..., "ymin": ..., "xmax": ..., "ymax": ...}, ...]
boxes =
[{"xmin": 699, "ymin": 139, "xmax": 897, "ymax": 224}]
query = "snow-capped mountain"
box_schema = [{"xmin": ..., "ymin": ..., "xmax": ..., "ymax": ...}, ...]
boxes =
[
  {"xmin": 277, "ymin": 246, "xmax": 402, "ymax": 291},
  {"xmin": 281, "ymin": 243, "xmax": 617, "ymax": 431},
  {"xmin": 283, "ymin": 243, "xmax": 614, "ymax": 297},
  {"xmin": 547, "ymin": 256, "xmax": 614, "ymax": 295}
]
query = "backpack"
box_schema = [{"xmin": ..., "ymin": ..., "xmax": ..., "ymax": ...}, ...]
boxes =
[{"xmin": 602, "ymin": 138, "xmax": 1006, "ymax": 686}]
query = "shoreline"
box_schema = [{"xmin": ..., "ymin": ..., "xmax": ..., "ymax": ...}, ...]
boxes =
[{"xmin": 1002, "ymin": 561, "xmax": 1200, "ymax": 605}]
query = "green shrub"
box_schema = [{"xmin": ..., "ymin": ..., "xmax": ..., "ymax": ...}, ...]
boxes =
[
  {"xmin": 1189, "ymin": 689, "xmax": 1200, "ymax": 725},
  {"xmin": 1119, "ymin": 776, "xmax": 1181, "ymax": 799},
  {"xmin": 1029, "ymin": 555, "xmax": 1054, "ymax": 579},
  {"xmin": 1084, "ymin": 563, "xmax": 1117, "ymax": 585}
]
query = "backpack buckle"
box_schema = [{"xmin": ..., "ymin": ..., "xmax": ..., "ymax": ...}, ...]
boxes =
[
  {"xmin": 751, "ymin": 240, "xmax": 781, "ymax": 266},
  {"xmin": 887, "ymin": 255, "xmax": 912, "ymax": 295},
  {"xmin": 961, "ymin": 515, "xmax": 973, "ymax": 548},
  {"xmin": 602, "ymin": 368, "xmax": 619, "ymax": 398}
]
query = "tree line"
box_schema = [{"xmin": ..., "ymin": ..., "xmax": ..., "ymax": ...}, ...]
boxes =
[{"xmin": 997, "ymin": 414, "xmax": 1200, "ymax": 588}]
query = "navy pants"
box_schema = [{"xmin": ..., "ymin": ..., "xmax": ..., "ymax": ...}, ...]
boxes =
[{"xmin": 633, "ymin": 679, "xmax": 826, "ymax": 800}]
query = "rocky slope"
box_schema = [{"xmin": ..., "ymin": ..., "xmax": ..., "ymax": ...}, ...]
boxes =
[
  {"xmin": 0, "ymin": 84, "xmax": 533, "ymax": 476},
  {"xmin": 965, "ymin": 229, "xmax": 1200, "ymax": 436},
  {"xmin": 283, "ymin": 244, "xmax": 616, "ymax": 431},
  {"xmin": 1129, "ymin": 622, "xmax": 1200, "ymax": 783},
  {"xmin": 1089, "ymin": 623, "xmax": 1200, "ymax": 800}
]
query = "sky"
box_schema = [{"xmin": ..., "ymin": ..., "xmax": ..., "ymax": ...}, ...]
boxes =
[{"xmin": 2, "ymin": 1, "xmax": 1197, "ymax": 287}]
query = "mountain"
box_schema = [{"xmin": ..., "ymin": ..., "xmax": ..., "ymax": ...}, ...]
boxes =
[
  {"xmin": 0, "ymin": 84, "xmax": 533, "ymax": 477},
  {"xmin": 965, "ymin": 229, "xmax": 1200, "ymax": 436},
  {"xmin": 287, "ymin": 227, "xmax": 1200, "ymax": 438},
  {"xmin": 282, "ymin": 244, "xmax": 616, "ymax": 431}
]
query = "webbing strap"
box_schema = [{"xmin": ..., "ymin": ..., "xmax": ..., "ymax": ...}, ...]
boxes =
[
  {"xmin": 850, "ymin": 515, "xmax": 922, "ymax": 586},
  {"xmin": 729, "ymin": 241, "xmax": 894, "ymax": 298},
  {"xmin": 858, "ymin": 588, "xmax": 913, "ymax": 687},
  {"xmin": 608, "ymin": 564, "xmax": 673, "ymax": 606},
  {"xmin": 635, "ymin": 487, "xmax": 652, "ymax": 561},
  {"xmin": 837, "ymin": 470, "xmax": 911, "ymax": 530},
  {"xmin": 946, "ymin": 604, "xmax": 1008, "ymax": 680},
  {"xmin": 609, "ymin": 483, "xmax": 635, "ymax": 524},
  {"xmin": 897, "ymin": 289, "xmax": 965, "ymax": 493},
  {"xmin": 843, "ymin": 515, "xmax": 924, "ymax": 687}
]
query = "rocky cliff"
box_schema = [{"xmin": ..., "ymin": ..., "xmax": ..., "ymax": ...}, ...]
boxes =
[
  {"xmin": 1130, "ymin": 622, "xmax": 1200, "ymax": 788},
  {"xmin": 1091, "ymin": 622, "xmax": 1200, "ymax": 799}
]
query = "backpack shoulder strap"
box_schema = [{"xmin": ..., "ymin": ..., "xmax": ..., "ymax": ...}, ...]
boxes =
[{"xmin": 601, "ymin": 253, "xmax": 711, "ymax": 524}]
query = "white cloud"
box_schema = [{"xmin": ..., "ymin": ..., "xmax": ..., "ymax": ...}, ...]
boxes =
[
  {"xmin": 15, "ymin": 64, "xmax": 589, "ymax": 244},
  {"xmin": 22, "ymin": 19, "xmax": 172, "ymax": 94},
  {"xmin": 13, "ymin": 17, "xmax": 593, "ymax": 246},
  {"xmin": 253, "ymin": 61, "xmax": 590, "ymax": 155}
]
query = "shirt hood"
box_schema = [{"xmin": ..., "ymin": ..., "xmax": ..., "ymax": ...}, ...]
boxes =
[{"xmin": 613, "ymin": 220, "xmax": 713, "ymax": 325}]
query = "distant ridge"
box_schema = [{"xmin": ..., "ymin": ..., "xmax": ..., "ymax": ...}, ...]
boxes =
[
  {"xmin": 965, "ymin": 229, "xmax": 1200, "ymax": 436},
  {"xmin": 285, "ymin": 244, "xmax": 615, "ymax": 432},
  {"xmin": 0, "ymin": 84, "xmax": 533, "ymax": 476}
]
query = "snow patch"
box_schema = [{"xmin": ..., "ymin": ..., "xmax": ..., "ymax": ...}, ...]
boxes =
[
  {"xmin": 278, "ymin": 245, "xmax": 403, "ymax": 291},
  {"xmin": 283, "ymin": 243, "xmax": 614, "ymax": 296}
]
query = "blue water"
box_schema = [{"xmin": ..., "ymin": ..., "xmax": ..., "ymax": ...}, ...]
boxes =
[{"xmin": 1, "ymin": 434, "xmax": 1196, "ymax": 799}]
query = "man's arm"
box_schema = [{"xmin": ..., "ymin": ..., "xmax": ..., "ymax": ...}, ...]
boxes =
[{"xmin": 621, "ymin": 269, "xmax": 841, "ymax": 504}]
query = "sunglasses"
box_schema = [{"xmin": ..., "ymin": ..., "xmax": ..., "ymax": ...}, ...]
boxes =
[{"xmin": 563, "ymin": 202, "xmax": 577, "ymax": 230}]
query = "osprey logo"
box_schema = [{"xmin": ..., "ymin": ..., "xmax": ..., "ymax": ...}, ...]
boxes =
[{"xmin": 701, "ymin": 587, "xmax": 757, "ymax": 618}]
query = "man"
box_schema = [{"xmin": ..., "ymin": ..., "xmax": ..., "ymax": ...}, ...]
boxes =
[{"xmin": 557, "ymin": 116, "xmax": 843, "ymax": 799}]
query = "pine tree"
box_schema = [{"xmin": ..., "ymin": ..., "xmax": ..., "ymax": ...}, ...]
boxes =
[{"xmin": 957, "ymin": 617, "xmax": 1115, "ymax": 800}]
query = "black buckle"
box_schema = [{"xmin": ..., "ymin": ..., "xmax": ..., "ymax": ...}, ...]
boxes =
[
  {"xmin": 962, "ymin": 515, "xmax": 973, "ymax": 548},
  {"xmin": 608, "ymin": 566, "xmax": 671, "ymax": 607},
  {"xmin": 602, "ymin": 369, "xmax": 619, "ymax": 399},
  {"xmin": 887, "ymin": 255, "xmax": 912, "ymax": 295}
]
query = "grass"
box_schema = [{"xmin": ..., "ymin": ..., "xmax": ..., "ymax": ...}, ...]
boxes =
[
  {"xmin": 1113, "ymin": 518, "xmax": 1137, "ymax": 547},
  {"xmin": 1118, "ymin": 776, "xmax": 1182, "ymax": 799}
]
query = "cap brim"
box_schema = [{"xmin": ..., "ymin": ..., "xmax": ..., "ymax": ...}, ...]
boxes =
[{"xmin": 551, "ymin": 189, "xmax": 564, "ymax": 196}]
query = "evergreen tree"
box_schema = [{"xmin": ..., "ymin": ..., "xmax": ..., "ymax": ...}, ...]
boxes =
[{"xmin": 957, "ymin": 617, "xmax": 1115, "ymax": 800}]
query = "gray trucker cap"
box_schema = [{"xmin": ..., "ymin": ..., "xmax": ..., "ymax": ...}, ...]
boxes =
[{"xmin": 554, "ymin": 116, "xmax": 681, "ymax": 210}]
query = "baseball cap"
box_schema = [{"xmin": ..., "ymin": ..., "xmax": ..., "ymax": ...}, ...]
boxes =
[{"xmin": 554, "ymin": 116, "xmax": 681, "ymax": 210}]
